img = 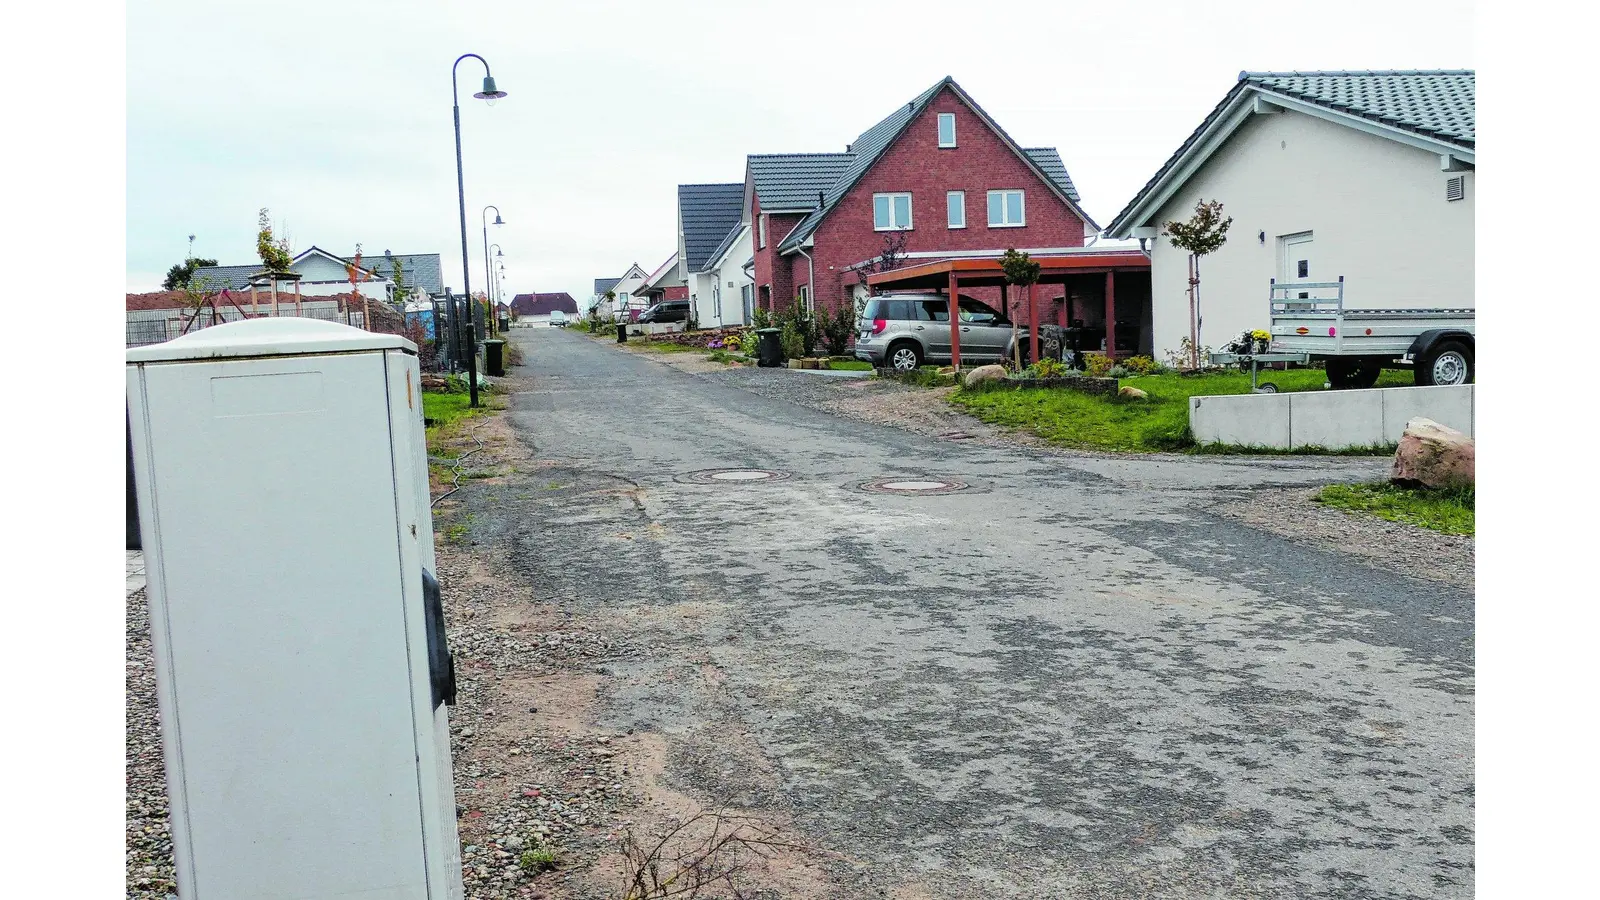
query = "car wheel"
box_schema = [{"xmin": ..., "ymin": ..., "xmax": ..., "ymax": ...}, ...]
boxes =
[
  {"xmin": 1418, "ymin": 341, "xmax": 1473, "ymax": 386},
  {"xmin": 888, "ymin": 342, "xmax": 922, "ymax": 372}
]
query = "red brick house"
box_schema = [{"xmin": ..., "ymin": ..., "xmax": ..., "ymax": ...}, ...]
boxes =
[{"xmin": 745, "ymin": 76, "xmax": 1099, "ymax": 323}]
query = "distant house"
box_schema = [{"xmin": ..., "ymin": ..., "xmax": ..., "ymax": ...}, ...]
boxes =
[
  {"xmin": 190, "ymin": 248, "xmax": 445, "ymax": 304},
  {"xmin": 678, "ymin": 182, "xmax": 750, "ymax": 328},
  {"xmin": 631, "ymin": 253, "xmax": 689, "ymax": 310},
  {"xmin": 509, "ymin": 292, "xmax": 579, "ymax": 318},
  {"xmin": 1105, "ymin": 70, "xmax": 1475, "ymax": 359},
  {"xmin": 745, "ymin": 75, "xmax": 1100, "ymax": 330},
  {"xmin": 589, "ymin": 264, "xmax": 649, "ymax": 321}
]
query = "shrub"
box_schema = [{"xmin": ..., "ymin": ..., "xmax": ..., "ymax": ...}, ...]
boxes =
[
  {"xmin": 1106, "ymin": 365, "xmax": 1131, "ymax": 379},
  {"xmin": 820, "ymin": 303, "xmax": 855, "ymax": 356},
  {"xmin": 1024, "ymin": 357, "xmax": 1068, "ymax": 379},
  {"xmin": 1084, "ymin": 354, "xmax": 1114, "ymax": 377},
  {"xmin": 1119, "ymin": 355, "xmax": 1161, "ymax": 375},
  {"xmin": 751, "ymin": 308, "xmax": 773, "ymax": 330},
  {"xmin": 738, "ymin": 331, "xmax": 758, "ymax": 356}
]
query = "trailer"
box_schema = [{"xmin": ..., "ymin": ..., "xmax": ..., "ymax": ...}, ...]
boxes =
[{"xmin": 1221, "ymin": 277, "xmax": 1474, "ymax": 389}]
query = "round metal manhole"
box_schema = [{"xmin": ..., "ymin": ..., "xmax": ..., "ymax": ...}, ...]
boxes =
[
  {"xmin": 857, "ymin": 476, "xmax": 971, "ymax": 495},
  {"xmin": 674, "ymin": 468, "xmax": 793, "ymax": 485}
]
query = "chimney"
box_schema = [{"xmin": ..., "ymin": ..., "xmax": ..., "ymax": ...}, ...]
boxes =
[{"xmin": 817, "ymin": 191, "xmax": 825, "ymax": 209}]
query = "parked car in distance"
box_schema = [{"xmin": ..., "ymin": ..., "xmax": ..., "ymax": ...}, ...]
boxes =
[
  {"xmin": 549, "ymin": 311, "xmax": 567, "ymax": 328},
  {"xmin": 637, "ymin": 300, "xmax": 690, "ymax": 324},
  {"xmin": 854, "ymin": 293, "xmax": 1030, "ymax": 371}
]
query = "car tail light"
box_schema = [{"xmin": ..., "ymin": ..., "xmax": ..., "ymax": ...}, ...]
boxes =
[{"xmin": 871, "ymin": 318, "xmax": 887, "ymax": 335}]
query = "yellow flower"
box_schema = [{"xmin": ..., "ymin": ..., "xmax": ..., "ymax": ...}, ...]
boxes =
[{"xmin": 1250, "ymin": 329, "xmax": 1271, "ymax": 341}]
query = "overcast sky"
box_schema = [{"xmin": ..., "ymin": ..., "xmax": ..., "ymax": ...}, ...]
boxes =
[{"xmin": 126, "ymin": 0, "xmax": 1473, "ymax": 300}]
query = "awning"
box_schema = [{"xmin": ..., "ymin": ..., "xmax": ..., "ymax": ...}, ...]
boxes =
[{"xmin": 864, "ymin": 250, "xmax": 1149, "ymax": 292}]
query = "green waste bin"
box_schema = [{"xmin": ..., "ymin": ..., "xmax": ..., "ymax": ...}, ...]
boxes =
[{"xmin": 484, "ymin": 339, "xmax": 505, "ymax": 377}]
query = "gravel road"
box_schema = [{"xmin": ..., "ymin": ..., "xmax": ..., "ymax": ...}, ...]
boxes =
[{"xmin": 126, "ymin": 328, "xmax": 1472, "ymax": 898}]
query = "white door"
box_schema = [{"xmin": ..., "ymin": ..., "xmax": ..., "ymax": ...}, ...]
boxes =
[{"xmin": 1280, "ymin": 232, "xmax": 1314, "ymax": 299}]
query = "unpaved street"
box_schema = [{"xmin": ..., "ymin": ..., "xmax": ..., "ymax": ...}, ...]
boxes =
[{"xmin": 439, "ymin": 326, "xmax": 1473, "ymax": 898}]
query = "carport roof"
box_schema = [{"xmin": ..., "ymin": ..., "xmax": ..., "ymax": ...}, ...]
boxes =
[{"xmin": 865, "ymin": 250, "xmax": 1149, "ymax": 291}]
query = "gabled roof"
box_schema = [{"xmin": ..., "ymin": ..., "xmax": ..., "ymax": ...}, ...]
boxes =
[
  {"xmin": 698, "ymin": 222, "xmax": 748, "ymax": 274},
  {"xmin": 594, "ymin": 277, "xmax": 622, "ymax": 296},
  {"xmin": 678, "ymin": 183, "xmax": 745, "ymax": 271},
  {"xmin": 510, "ymin": 292, "xmax": 578, "ymax": 316},
  {"xmin": 1022, "ymin": 149, "xmax": 1081, "ymax": 203},
  {"xmin": 637, "ymin": 252, "xmax": 681, "ymax": 291},
  {"xmin": 187, "ymin": 265, "xmax": 263, "ymax": 291},
  {"xmin": 1107, "ymin": 70, "xmax": 1475, "ymax": 237},
  {"xmin": 347, "ymin": 252, "xmax": 444, "ymax": 295},
  {"xmin": 296, "ymin": 246, "xmax": 379, "ymax": 278},
  {"xmin": 777, "ymin": 76, "xmax": 1098, "ymax": 252},
  {"xmin": 748, "ymin": 153, "xmax": 854, "ymax": 212}
]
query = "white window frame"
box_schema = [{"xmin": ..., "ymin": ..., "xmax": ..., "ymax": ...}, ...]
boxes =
[
  {"xmin": 987, "ymin": 190, "xmax": 1026, "ymax": 228},
  {"xmin": 937, "ymin": 113, "xmax": 956, "ymax": 148},
  {"xmin": 946, "ymin": 191, "xmax": 966, "ymax": 229},
  {"xmin": 758, "ymin": 214, "xmax": 767, "ymax": 248},
  {"xmin": 873, "ymin": 192, "xmax": 913, "ymax": 231}
]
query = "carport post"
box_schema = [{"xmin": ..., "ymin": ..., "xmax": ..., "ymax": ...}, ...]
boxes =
[
  {"xmin": 947, "ymin": 270, "xmax": 962, "ymax": 371},
  {"xmin": 1028, "ymin": 283, "xmax": 1039, "ymax": 363},
  {"xmin": 1104, "ymin": 271, "xmax": 1117, "ymax": 362}
]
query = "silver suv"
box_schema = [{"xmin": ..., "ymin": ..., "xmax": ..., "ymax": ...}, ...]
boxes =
[{"xmin": 853, "ymin": 293, "xmax": 1027, "ymax": 371}]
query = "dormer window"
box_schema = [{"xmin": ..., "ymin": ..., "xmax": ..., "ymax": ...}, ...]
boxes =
[{"xmin": 937, "ymin": 113, "xmax": 956, "ymax": 148}]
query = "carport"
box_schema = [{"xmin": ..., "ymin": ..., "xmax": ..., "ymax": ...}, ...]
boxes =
[{"xmin": 864, "ymin": 250, "xmax": 1151, "ymax": 370}]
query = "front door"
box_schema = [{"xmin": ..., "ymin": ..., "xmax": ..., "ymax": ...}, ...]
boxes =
[{"xmin": 1279, "ymin": 232, "xmax": 1314, "ymax": 299}]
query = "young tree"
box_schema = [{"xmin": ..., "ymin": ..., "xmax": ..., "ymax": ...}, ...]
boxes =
[
  {"xmin": 1162, "ymin": 199, "xmax": 1233, "ymax": 370},
  {"xmin": 999, "ymin": 248, "xmax": 1042, "ymax": 370},
  {"xmin": 256, "ymin": 208, "xmax": 294, "ymax": 273}
]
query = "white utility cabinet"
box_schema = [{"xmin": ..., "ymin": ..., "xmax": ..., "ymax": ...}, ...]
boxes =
[{"xmin": 127, "ymin": 318, "xmax": 464, "ymax": 899}]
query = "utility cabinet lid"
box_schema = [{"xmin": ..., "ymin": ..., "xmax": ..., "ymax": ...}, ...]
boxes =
[{"xmin": 127, "ymin": 317, "xmax": 414, "ymax": 363}]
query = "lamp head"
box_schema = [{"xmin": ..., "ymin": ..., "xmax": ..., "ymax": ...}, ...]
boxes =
[{"xmin": 474, "ymin": 76, "xmax": 507, "ymax": 105}]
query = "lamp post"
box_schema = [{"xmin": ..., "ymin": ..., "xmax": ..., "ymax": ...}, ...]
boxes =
[
  {"xmin": 481, "ymin": 206, "xmax": 503, "ymax": 337},
  {"xmin": 452, "ymin": 53, "xmax": 506, "ymax": 409}
]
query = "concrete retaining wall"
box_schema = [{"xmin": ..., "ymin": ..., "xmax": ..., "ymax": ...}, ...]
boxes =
[{"xmin": 1189, "ymin": 385, "xmax": 1474, "ymax": 450}]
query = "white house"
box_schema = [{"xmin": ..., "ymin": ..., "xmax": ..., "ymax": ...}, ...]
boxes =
[
  {"xmin": 691, "ymin": 223, "xmax": 754, "ymax": 328},
  {"xmin": 589, "ymin": 263, "xmax": 649, "ymax": 321},
  {"xmin": 191, "ymin": 248, "xmax": 445, "ymax": 304},
  {"xmin": 676, "ymin": 183, "xmax": 750, "ymax": 328},
  {"xmin": 1105, "ymin": 70, "xmax": 1475, "ymax": 361}
]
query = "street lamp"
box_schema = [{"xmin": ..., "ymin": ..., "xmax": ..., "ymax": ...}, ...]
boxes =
[
  {"xmin": 487, "ymin": 244, "xmax": 505, "ymax": 334},
  {"xmin": 481, "ymin": 205, "xmax": 503, "ymax": 337},
  {"xmin": 452, "ymin": 52, "xmax": 506, "ymax": 409}
]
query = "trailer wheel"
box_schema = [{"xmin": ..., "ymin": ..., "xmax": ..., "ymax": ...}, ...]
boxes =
[
  {"xmin": 1326, "ymin": 358, "xmax": 1382, "ymax": 389},
  {"xmin": 1417, "ymin": 341, "xmax": 1473, "ymax": 386}
]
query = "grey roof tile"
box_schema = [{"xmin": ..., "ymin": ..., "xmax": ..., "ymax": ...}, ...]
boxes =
[
  {"xmin": 187, "ymin": 264, "xmax": 263, "ymax": 291},
  {"xmin": 1107, "ymin": 70, "xmax": 1474, "ymax": 235},
  {"xmin": 748, "ymin": 153, "xmax": 854, "ymax": 212},
  {"xmin": 1245, "ymin": 70, "xmax": 1474, "ymax": 145},
  {"xmin": 347, "ymin": 253, "xmax": 444, "ymax": 295},
  {"xmin": 697, "ymin": 221, "xmax": 746, "ymax": 273},
  {"xmin": 678, "ymin": 183, "xmax": 745, "ymax": 271},
  {"xmin": 594, "ymin": 277, "xmax": 621, "ymax": 296},
  {"xmin": 1022, "ymin": 148, "xmax": 1081, "ymax": 203}
]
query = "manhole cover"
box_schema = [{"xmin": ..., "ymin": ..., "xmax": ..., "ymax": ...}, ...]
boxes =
[
  {"xmin": 857, "ymin": 477, "xmax": 970, "ymax": 495},
  {"xmin": 675, "ymin": 468, "xmax": 793, "ymax": 485}
]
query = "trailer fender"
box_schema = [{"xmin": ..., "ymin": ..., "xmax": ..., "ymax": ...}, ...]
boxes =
[{"xmin": 1407, "ymin": 329, "xmax": 1474, "ymax": 359}]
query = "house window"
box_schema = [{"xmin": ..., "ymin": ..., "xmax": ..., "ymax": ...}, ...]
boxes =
[
  {"xmin": 798, "ymin": 284, "xmax": 812, "ymax": 314},
  {"xmin": 873, "ymin": 193, "xmax": 912, "ymax": 231},
  {"xmin": 712, "ymin": 282, "xmax": 722, "ymax": 320},
  {"xmin": 759, "ymin": 215, "xmax": 767, "ymax": 248},
  {"xmin": 987, "ymin": 190, "xmax": 1025, "ymax": 227},
  {"xmin": 946, "ymin": 191, "xmax": 966, "ymax": 229},
  {"xmin": 937, "ymin": 113, "xmax": 956, "ymax": 148}
]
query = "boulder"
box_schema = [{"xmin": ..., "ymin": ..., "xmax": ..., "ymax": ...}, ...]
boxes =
[
  {"xmin": 1117, "ymin": 386, "xmax": 1148, "ymax": 400},
  {"xmin": 1391, "ymin": 417, "xmax": 1474, "ymax": 489},
  {"xmin": 963, "ymin": 364, "xmax": 1007, "ymax": 388}
]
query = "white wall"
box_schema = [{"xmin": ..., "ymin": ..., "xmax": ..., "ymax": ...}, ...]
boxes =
[
  {"xmin": 694, "ymin": 226, "xmax": 754, "ymax": 328},
  {"xmin": 1147, "ymin": 108, "xmax": 1475, "ymax": 361}
]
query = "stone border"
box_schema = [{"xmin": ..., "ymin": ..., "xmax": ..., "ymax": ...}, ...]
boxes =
[{"xmin": 673, "ymin": 468, "xmax": 794, "ymax": 485}]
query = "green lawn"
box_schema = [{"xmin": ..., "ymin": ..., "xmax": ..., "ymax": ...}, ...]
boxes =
[
  {"xmin": 1316, "ymin": 482, "xmax": 1475, "ymax": 535},
  {"xmin": 949, "ymin": 369, "xmax": 1413, "ymax": 453},
  {"xmin": 827, "ymin": 359, "xmax": 873, "ymax": 371},
  {"xmin": 422, "ymin": 386, "xmax": 498, "ymax": 453}
]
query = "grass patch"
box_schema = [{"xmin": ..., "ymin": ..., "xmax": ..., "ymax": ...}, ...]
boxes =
[
  {"xmin": 519, "ymin": 847, "xmax": 559, "ymax": 874},
  {"xmin": 1316, "ymin": 482, "xmax": 1474, "ymax": 535},
  {"xmin": 950, "ymin": 368, "xmax": 1412, "ymax": 454},
  {"xmin": 422, "ymin": 381, "xmax": 501, "ymax": 452},
  {"xmin": 827, "ymin": 359, "xmax": 873, "ymax": 371}
]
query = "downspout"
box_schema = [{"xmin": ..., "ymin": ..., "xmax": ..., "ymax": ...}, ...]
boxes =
[{"xmin": 796, "ymin": 245, "xmax": 815, "ymax": 316}]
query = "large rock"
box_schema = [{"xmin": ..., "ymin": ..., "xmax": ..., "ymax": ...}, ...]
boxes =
[
  {"xmin": 1391, "ymin": 417, "xmax": 1475, "ymax": 489},
  {"xmin": 963, "ymin": 364, "xmax": 1007, "ymax": 388}
]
